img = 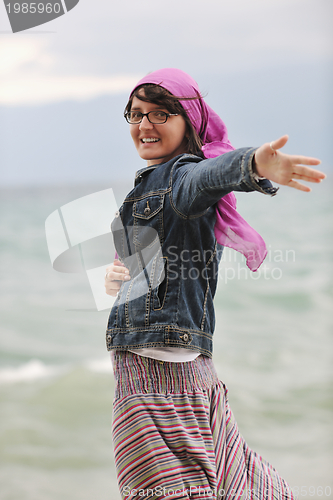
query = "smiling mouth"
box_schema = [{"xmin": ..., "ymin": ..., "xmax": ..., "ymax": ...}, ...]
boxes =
[{"xmin": 141, "ymin": 138, "xmax": 160, "ymax": 143}]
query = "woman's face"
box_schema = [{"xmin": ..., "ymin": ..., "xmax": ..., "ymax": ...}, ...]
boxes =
[{"xmin": 129, "ymin": 90, "xmax": 188, "ymax": 166}]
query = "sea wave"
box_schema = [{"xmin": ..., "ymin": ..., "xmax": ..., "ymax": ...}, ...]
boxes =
[
  {"xmin": 0, "ymin": 357, "xmax": 113, "ymax": 384},
  {"xmin": 85, "ymin": 356, "xmax": 113, "ymax": 374},
  {"xmin": 0, "ymin": 359, "xmax": 61, "ymax": 384}
]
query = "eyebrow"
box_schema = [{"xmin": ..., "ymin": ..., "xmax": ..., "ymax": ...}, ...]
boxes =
[{"xmin": 130, "ymin": 106, "xmax": 167, "ymax": 111}]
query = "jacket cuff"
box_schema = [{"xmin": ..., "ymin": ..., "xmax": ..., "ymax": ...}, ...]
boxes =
[{"xmin": 243, "ymin": 148, "xmax": 279, "ymax": 196}]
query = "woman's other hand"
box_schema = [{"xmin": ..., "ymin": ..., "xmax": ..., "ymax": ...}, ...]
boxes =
[
  {"xmin": 105, "ymin": 260, "xmax": 131, "ymax": 296},
  {"xmin": 254, "ymin": 135, "xmax": 325, "ymax": 191}
]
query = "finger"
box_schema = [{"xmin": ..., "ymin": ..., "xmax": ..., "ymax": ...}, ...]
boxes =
[
  {"xmin": 105, "ymin": 266, "xmax": 130, "ymax": 280},
  {"xmin": 290, "ymin": 174, "xmax": 324, "ymax": 183},
  {"xmin": 287, "ymin": 179, "xmax": 311, "ymax": 192},
  {"xmin": 114, "ymin": 259, "xmax": 125, "ymax": 267},
  {"xmin": 105, "ymin": 260, "xmax": 126, "ymax": 272},
  {"xmin": 291, "ymin": 156, "xmax": 322, "ymax": 167},
  {"xmin": 106, "ymin": 260, "xmax": 126, "ymax": 273},
  {"xmin": 112, "ymin": 265, "xmax": 130, "ymax": 275},
  {"xmin": 106, "ymin": 271, "xmax": 130, "ymax": 281},
  {"xmin": 270, "ymin": 135, "xmax": 289, "ymax": 151},
  {"xmin": 292, "ymin": 165, "xmax": 325, "ymax": 179}
]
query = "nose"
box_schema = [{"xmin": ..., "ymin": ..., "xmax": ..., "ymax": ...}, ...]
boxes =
[{"xmin": 139, "ymin": 115, "xmax": 153, "ymax": 130}]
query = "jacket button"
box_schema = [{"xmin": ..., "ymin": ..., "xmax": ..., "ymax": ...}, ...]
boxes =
[
  {"xmin": 106, "ymin": 335, "xmax": 112, "ymax": 342},
  {"xmin": 144, "ymin": 207, "xmax": 151, "ymax": 216},
  {"xmin": 180, "ymin": 333, "xmax": 192, "ymax": 344}
]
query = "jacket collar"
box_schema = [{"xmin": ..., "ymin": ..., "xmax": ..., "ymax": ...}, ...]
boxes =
[
  {"xmin": 134, "ymin": 155, "xmax": 189, "ymax": 186},
  {"xmin": 134, "ymin": 164, "xmax": 159, "ymax": 186}
]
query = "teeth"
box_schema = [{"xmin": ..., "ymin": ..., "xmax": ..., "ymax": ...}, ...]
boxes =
[{"xmin": 142, "ymin": 138, "xmax": 160, "ymax": 143}]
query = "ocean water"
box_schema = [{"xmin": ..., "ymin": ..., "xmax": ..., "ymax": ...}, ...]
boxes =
[{"xmin": 0, "ymin": 180, "xmax": 332, "ymax": 500}]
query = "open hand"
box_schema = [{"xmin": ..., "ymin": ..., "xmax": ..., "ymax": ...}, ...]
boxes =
[{"xmin": 254, "ymin": 135, "xmax": 325, "ymax": 192}]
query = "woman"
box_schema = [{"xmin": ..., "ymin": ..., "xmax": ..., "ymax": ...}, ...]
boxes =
[{"xmin": 105, "ymin": 68, "xmax": 324, "ymax": 500}]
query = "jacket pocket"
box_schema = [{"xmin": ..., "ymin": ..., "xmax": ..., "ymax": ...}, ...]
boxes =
[
  {"xmin": 132, "ymin": 194, "xmax": 164, "ymax": 250},
  {"xmin": 133, "ymin": 194, "xmax": 164, "ymax": 220}
]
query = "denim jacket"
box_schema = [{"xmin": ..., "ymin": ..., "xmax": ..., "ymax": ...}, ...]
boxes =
[{"xmin": 106, "ymin": 148, "xmax": 277, "ymax": 358}]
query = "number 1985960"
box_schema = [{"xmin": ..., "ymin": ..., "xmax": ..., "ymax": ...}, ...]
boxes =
[
  {"xmin": 6, "ymin": 3, "xmax": 61, "ymax": 14},
  {"xmin": 292, "ymin": 486, "xmax": 331, "ymax": 497}
]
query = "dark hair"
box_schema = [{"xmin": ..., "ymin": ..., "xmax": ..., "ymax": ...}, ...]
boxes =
[{"xmin": 124, "ymin": 84, "xmax": 204, "ymax": 157}]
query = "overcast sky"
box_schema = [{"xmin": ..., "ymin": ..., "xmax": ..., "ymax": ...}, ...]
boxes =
[
  {"xmin": 0, "ymin": 0, "xmax": 332, "ymax": 184},
  {"xmin": 1, "ymin": 0, "xmax": 332, "ymax": 104}
]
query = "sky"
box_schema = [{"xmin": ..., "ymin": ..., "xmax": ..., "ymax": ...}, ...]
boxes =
[{"xmin": 0, "ymin": 0, "xmax": 332, "ymax": 185}]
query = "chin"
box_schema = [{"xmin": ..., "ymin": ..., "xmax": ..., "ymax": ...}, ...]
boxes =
[{"xmin": 139, "ymin": 151, "xmax": 163, "ymax": 163}]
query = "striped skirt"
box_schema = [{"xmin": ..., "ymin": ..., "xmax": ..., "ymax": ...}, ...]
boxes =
[{"xmin": 112, "ymin": 351, "xmax": 294, "ymax": 500}]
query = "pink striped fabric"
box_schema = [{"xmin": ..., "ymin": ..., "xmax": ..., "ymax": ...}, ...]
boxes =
[{"xmin": 112, "ymin": 351, "xmax": 294, "ymax": 500}]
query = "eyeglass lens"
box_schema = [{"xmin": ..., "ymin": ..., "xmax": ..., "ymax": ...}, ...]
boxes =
[{"xmin": 127, "ymin": 111, "xmax": 168, "ymax": 124}]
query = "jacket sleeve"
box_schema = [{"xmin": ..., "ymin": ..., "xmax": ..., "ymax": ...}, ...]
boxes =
[{"xmin": 170, "ymin": 148, "xmax": 278, "ymax": 218}]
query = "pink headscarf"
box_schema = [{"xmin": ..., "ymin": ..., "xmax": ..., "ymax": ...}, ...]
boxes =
[{"xmin": 131, "ymin": 68, "xmax": 267, "ymax": 271}]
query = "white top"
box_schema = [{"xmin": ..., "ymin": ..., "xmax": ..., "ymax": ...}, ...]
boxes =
[{"xmin": 128, "ymin": 347, "xmax": 200, "ymax": 362}]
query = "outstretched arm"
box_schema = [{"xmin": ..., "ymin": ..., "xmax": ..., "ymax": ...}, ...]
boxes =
[{"xmin": 254, "ymin": 135, "xmax": 325, "ymax": 192}]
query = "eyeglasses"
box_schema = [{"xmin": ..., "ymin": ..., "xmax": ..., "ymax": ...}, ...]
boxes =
[{"xmin": 124, "ymin": 110, "xmax": 179, "ymax": 124}]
